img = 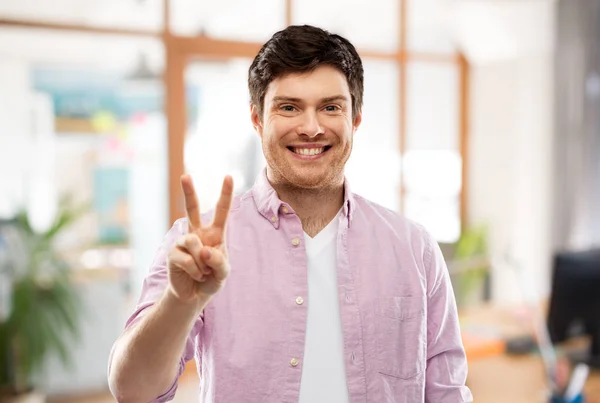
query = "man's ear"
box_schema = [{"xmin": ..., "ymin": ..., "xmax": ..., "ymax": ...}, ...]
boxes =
[
  {"xmin": 353, "ymin": 109, "xmax": 362, "ymax": 133},
  {"xmin": 250, "ymin": 104, "xmax": 263, "ymax": 137}
]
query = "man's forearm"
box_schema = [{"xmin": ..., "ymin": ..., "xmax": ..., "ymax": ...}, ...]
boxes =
[{"xmin": 109, "ymin": 290, "xmax": 209, "ymax": 403}]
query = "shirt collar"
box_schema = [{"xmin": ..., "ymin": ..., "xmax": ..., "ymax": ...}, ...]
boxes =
[{"xmin": 251, "ymin": 168, "xmax": 356, "ymax": 228}]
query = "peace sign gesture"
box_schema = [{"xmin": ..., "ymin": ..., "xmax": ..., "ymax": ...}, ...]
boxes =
[
  {"xmin": 182, "ymin": 174, "xmax": 233, "ymax": 246},
  {"xmin": 167, "ymin": 175, "xmax": 234, "ymax": 304}
]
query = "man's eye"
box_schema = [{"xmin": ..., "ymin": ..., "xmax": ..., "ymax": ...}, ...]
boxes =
[
  {"xmin": 324, "ymin": 105, "xmax": 340, "ymax": 112},
  {"xmin": 281, "ymin": 105, "xmax": 296, "ymax": 112}
]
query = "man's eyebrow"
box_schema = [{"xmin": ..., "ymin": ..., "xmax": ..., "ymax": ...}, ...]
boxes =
[
  {"xmin": 271, "ymin": 95, "xmax": 349, "ymax": 103},
  {"xmin": 320, "ymin": 95, "xmax": 350, "ymax": 103},
  {"xmin": 272, "ymin": 96, "xmax": 303, "ymax": 103}
]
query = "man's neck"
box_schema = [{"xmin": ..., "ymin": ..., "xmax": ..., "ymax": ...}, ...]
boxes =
[{"xmin": 267, "ymin": 172, "xmax": 345, "ymax": 238}]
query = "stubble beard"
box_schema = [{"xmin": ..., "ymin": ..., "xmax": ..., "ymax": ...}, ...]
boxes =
[{"xmin": 264, "ymin": 141, "xmax": 351, "ymax": 194}]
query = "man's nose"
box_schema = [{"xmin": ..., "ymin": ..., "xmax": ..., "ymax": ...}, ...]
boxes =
[{"xmin": 297, "ymin": 111, "xmax": 325, "ymax": 138}]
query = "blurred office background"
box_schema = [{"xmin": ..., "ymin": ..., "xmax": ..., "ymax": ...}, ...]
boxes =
[{"xmin": 0, "ymin": 0, "xmax": 599, "ymax": 402}]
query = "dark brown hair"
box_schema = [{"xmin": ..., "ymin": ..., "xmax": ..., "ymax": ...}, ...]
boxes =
[{"xmin": 248, "ymin": 25, "xmax": 364, "ymax": 119}]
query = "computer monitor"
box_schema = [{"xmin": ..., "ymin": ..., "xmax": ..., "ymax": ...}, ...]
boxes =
[{"xmin": 547, "ymin": 249, "xmax": 600, "ymax": 368}]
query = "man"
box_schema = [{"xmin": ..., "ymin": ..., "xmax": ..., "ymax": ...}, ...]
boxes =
[{"xmin": 108, "ymin": 25, "xmax": 473, "ymax": 403}]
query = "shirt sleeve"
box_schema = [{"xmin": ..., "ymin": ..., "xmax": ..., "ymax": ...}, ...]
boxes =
[
  {"xmin": 422, "ymin": 230, "xmax": 474, "ymax": 403},
  {"xmin": 107, "ymin": 218, "xmax": 203, "ymax": 403}
]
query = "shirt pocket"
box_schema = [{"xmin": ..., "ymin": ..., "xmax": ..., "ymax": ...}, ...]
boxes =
[{"xmin": 373, "ymin": 296, "xmax": 426, "ymax": 379}]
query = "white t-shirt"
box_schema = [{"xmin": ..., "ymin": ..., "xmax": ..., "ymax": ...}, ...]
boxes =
[{"xmin": 298, "ymin": 211, "xmax": 349, "ymax": 403}]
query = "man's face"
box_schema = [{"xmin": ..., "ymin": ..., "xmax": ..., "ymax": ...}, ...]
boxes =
[{"xmin": 251, "ymin": 65, "xmax": 362, "ymax": 190}]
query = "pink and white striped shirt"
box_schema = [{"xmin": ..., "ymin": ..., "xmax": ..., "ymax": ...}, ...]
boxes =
[{"xmin": 119, "ymin": 171, "xmax": 472, "ymax": 403}]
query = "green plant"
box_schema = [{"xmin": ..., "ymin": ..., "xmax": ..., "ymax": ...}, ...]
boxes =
[
  {"xmin": 0, "ymin": 196, "xmax": 88, "ymax": 397},
  {"xmin": 453, "ymin": 224, "xmax": 490, "ymax": 307}
]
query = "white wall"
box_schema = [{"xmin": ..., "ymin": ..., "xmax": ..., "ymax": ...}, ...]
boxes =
[
  {"xmin": 128, "ymin": 113, "xmax": 168, "ymax": 303},
  {"xmin": 469, "ymin": 57, "xmax": 555, "ymax": 304},
  {"xmin": 0, "ymin": 60, "xmax": 32, "ymax": 218},
  {"xmin": 462, "ymin": 1, "xmax": 556, "ymax": 304}
]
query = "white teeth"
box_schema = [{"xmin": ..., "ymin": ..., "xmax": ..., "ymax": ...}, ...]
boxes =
[{"xmin": 292, "ymin": 147, "xmax": 325, "ymax": 156}]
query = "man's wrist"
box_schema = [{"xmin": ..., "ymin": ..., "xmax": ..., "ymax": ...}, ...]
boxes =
[{"xmin": 163, "ymin": 287, "xmax": 210, "ymax": 318}]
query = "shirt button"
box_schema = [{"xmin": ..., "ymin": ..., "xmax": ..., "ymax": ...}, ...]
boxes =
[
  {"xmin": 291, "ymin": 238, "xmax": 300, "ymax": 246},
  {"xmin": 295, "ymin": 296, "xmax": 304, "ymax": 305},
  {"xmin": 271, "ymin": 216, "xmax": 277, "ymax": 223},
  {"xmin": 282, "ymin": 206, "xmax": 289, "ymax": 214},
  {"xmin": 290, "ymin": 357, "xmax": 299, "ymax": 367}
]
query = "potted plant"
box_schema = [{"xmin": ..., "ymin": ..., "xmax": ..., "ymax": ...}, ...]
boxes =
[
  {"xmin": 451, "ymin": 224, "xmax": 490, "ymax": 308},
  {"xmin": 0, "ymin": 197, "xmax": 87, "ymax": 402}
]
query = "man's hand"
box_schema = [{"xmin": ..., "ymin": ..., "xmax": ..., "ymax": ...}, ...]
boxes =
[{"xmin": 167, "ymin": 174, "xmax": 234, "ymax": 306}]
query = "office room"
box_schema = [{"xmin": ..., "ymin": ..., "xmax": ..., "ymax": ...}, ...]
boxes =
[{"xmin": 0, "ymin": 0, "xmax": 598, "ymax": 402}]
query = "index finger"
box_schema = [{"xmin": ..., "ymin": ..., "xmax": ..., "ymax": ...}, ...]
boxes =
[
  {"xmin": 211, "ymin": 175, "xmax": 234, "ymax": 230},
  {"xmin": 180, "ymin": 174, "xmax": 202, "ymax": 230}
]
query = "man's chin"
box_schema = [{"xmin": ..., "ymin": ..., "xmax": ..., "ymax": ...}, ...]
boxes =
[{"xmin": 286, "ymin": 168, "xmax": 334, "ymax": 189}]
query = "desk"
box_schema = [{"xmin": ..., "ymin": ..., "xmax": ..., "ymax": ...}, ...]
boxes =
[
  {"xmin": 462, "ymin": 304, "xmax": 600, "ymax": 402},
  {"xmin": 468, "ymin": 354, "xmax": 600, "ymax": 403}
]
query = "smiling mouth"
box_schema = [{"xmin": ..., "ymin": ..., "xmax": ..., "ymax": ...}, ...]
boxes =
[{"xmin": 287, "ymin": 146, "xmax": 332, "ymax": 156}]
